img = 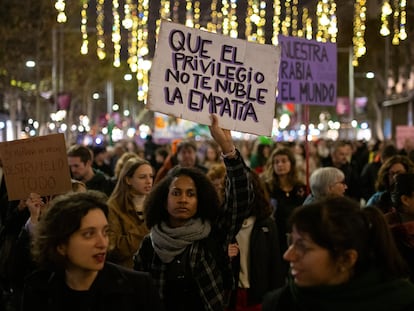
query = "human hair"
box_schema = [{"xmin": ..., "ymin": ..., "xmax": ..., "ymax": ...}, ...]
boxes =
[
  {"xmin": 309, "ymin": 167, "xmax": 344, "ymax": 198},
  {"xmin": 289, "ymin": 196, "xmax": 409, "ymax": 279},
  {"xmin": 176, "ymin": 139, "xmax": 197, "ymax": 154},
  {"xmin": 380, "ymin": 144, "xmax": 398, "ymax": 162},
  {"xmin": 31, "ymin": 190, "xmax": 109, "ymax": 270},
  {"xmin": 144, "ymin": 166, "xmax": 220, "ymax": 228},
  {"xmin": 155, "ymin": 146, "xmax": 169, "ymax": 160},
  {"xmin": 206, "ymin": 163, "xmax": 226, "ymax": 181},
  {"xmin": 262, "ymin": 147, "xmax": 301, "ymax": 192},
  {"xmin": 391, "ymin": 173, "xmax": 414, "ymax": 211},
  {"xmin": 70, "ymin": 179, "xmax": 87, "ymax": 192},
  {"xmin": 330, "ymin": 140, "xmax": 350, "ymax": 154},
  {"xmin": 204, "ymin": 140, "xmax": 221, "ymax": 162},
  {"xmin": 249, "ymin": 170, "xmax": 272, "ymax": 219},
  {"xmin": 255, "ymin": 143, "xmax": 271, "ymax": 165},
  {"xmin": 67, "ymin": 144, "xmax": 93, "ymax": 164},
  {"xmin": 375, "ymin": 155, "xmax": 414, "ymax": 191},
  {"xmin": 113, "ymin": 152, "xmax": 140, "ymax": 179},
  {"xmin": 108, "ymin": 158, "xmax": 152, "ymax": 214}
]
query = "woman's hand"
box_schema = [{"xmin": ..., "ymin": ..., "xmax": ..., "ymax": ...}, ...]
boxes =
[
  {"xmin": 208, "ymin": 114, "xmax": 235, "ymax": 155},
  {"xmin": 26, "ymin": 193, "xmax": 45, "ymax": 224},
  {"xmin": 228, "ymin": 243, "xmax": 239, "ymax": 259}
]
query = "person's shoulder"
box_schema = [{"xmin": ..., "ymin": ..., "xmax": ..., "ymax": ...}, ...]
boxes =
[
  {"xmin": 366, "ymin": 191, "xmax": 384, "ymax": 205},
  {"xmin": 24, "ymin": 269, "xmax": 60, "ymax": 291},
  {"xmin": 262, "ymin": 285, "xmax": 290, "ymax": 311}
]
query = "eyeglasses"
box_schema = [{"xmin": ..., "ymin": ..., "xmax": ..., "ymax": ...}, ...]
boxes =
[
  {"xmin": 286, "ymin": 233, "xmax": 314, "ymax": 257},
  {"xmin": 332, "ymin": 180, "xmax": 346, "ymax": 186}
]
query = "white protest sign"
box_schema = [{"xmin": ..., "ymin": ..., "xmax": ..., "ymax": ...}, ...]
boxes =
[{"xmin": 147, "ymin": 20, "xmax": 281, "ymax": 136}]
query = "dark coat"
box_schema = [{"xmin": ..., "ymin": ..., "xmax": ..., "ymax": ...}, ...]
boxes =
[
  {"xmin": 21, "ymin": 262, "xmax": 164, "ymax": 311},
  {"xmin": 85, "ymin": 169, "xmax": 115, "ymax": 197},
  {"xmin": 228, "ymin": 216, "xmax": 285, "ymax": 307}
]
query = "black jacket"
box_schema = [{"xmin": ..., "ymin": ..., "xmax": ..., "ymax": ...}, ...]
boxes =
[
  {"xmin": 229, "ymin": 216, "xmax": 285, "ymax": 307},
  {"xmin": 85, "ymin": 169, "xmax": 115, "ymax": 197},
  {"xmin": 21, "ymin": 262, "xmax": 164, "ymax": 311}
]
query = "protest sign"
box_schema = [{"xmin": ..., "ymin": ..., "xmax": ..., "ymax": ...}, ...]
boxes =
[
  {"xmin": 277, "ymin": 35, "xmax": 337, "ymax": 106},
  {"xmin": 147, "ymin": 20, "xmax": 281, "ymax": 136},
  {"xmin": 396, "ymin": 126, "xmax": 414, "ymax": 150},
  {"xmin": 0, "ymin": 133, "xmax": 72, "ymax": 200}
]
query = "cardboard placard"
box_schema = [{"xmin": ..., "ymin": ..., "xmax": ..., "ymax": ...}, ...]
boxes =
[
  {"xmin": 0, "ymin": 133, "xmax": 72, "ymax": 200},
  {"xmin": 147, "ymin": 20, "xmax": 281, "ymax": 136}
]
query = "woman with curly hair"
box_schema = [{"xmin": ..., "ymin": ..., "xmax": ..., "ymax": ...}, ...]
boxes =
[
  {"xmin": 22, "ymin": 190, "xmax": 163, "ymax": 311},
  {"xmin": 133, "ymin": 115, "xmax": 254, "ymax": 311}
]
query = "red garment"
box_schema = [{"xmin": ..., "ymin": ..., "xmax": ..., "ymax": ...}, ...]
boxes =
[{"xmin": 226, "ymin": 289, "xmax": 261, "ymax": 311}]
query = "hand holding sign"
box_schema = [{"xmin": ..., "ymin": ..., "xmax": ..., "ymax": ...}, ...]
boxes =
[
  {"xmin": 148, "ymin": 20, "xmax": 281, "ymax": 136},
  {"xmin": 0, "ymin": 134, "xmax": 72, "ymax": 201}
]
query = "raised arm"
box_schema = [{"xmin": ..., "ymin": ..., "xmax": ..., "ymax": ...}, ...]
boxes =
[{"xmin": 208, "ymin": 114, "xmax": 254, "ymax": 246}]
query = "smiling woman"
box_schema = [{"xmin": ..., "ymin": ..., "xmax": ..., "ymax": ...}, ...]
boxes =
[
  {"xmin": 262, "ymin": 196, "xmax": 414, "ymax": 311},
  {"xmin": 21, "ymin": 190, "xmax": 163, "ymax": 311}
]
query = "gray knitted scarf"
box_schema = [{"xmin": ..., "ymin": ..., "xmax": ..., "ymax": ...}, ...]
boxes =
[{"xmin": 150, "ymin": 218, "xmax": 211, "ymax": 263}]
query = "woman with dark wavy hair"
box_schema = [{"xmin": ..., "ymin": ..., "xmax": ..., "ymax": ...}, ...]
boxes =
[
  {"xmin": 133, "ymin": 115, "xmax": 254, "ymax": 311},
  {"xmin": 22, "ymin": 190, "xmax": 163, "ymax": 311},
  {"xmin": 263, "ymin": 196, "xmax": 414, "ymax": 311}
]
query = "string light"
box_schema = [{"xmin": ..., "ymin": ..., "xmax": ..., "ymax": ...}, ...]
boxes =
[
  {"xmin": 137, "ymin": 0, "xmax": 150, "ymax": 103},
  {"xmin": 126, "ymin": 1, "xmax": 138, "ymax": 72},
  {"xmin": 55, "ymin": 0, "xmax": 67, "ymax": 23},
  {"xmin": 80, "ymin": 0, "xmax": 88, "ymax": 55},
  {"xmin": 122, "ymin": 1, "xmax": 133, "ymax": 30},
  {"xmin": 352, "ymin": 0, "xmax": 367, "ymax": 66},
  {"xmin": 246, "ymin": 0, "xmax": 253, "ymax": 40},
  {"xmin": 399, "ymin": 0, "xmax": 407, "ymax": 40},
  {"xmin": 300, "ymin": 7, "xmax": 313, "ymax": 40},
  {"xmin": 221, "ymin": 0, "xmax": 230, "ymax": 36},
  {"xmin": 291, "ymin": 0, "xmax": 298, "ymax": 37},
  {"xmin": 72, "ymin": 0, "xmax": 409, "ymax": 106},
  {"xmin": 194, "ymin": 1, "xmax": 201, "ymax": 29},
  {"xmin": 328, "ymin": 2, "xmax": 337, "ymax": 42},
  {"xmin": 230, "ymin": 0, "xmax": 239, "ymax": 38},
  {"xmin": 380, "ymin": 0, "xmax": 392, "ymax": 36},
  {"xmin": 185, "ymin": 0, "xmax": 194, "ymax": 28},
  {"xmin": 257, "ymin": 1, "xmax": 266, "ymax": 44},
  {"xmin": 392, "ymin": 0, "xmax": 399, "ymax": 45},
  {"xmin": 208, "ymin": 0, "xmax": 218, "ymax": 33},
  {"xmin": 112, "ymin": 0, "xmax": 121, "ymax": 67},
  {"xmin": 281, "ymin": 0, "xmax": 291, "ymax": 36},
  {"xmin": 157, "ymin": 0, "xmax": 171, "ymax": 37},
  {"xmin": 96, "ymin": 0, "xmax": 106, "ymax": 60},
  {"xmin": 272, "ymin": 0, "xmax": 281, "ymax": 45}
]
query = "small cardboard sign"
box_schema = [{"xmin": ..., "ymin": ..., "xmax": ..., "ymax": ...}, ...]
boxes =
[
  {"xmin": 0, "ymin": 133, "xmax": 72, "ymax": 200},
  {"xmin": 147, "ymin": 20, "xmax": 281, "ymax": 136}
]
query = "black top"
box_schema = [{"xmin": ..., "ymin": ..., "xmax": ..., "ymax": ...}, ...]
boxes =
[{"xmin": 21, "ymin": 262, "xmax": 164, "ymax": 311}]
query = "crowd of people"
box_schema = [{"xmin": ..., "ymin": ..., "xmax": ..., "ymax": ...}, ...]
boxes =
[{"xmin": 1, "ymin": 123, "xmax": 414, "ymax": 311}]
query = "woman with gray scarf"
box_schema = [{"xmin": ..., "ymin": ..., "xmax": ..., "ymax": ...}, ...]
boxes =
[{"xmin": 133, "ymin": 115, "xmax": 254, "ymax": 311}]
